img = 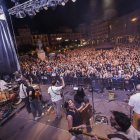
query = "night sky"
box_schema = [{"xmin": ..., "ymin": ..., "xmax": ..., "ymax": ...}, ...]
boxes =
[{"xmin": 1, "ymin": 0, "xmax": 140, "ymax": 34}]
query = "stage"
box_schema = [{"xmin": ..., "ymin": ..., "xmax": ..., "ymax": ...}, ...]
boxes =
[{"xmin": 0, "ymin": 85, "xmax": 131, "ymax": 140}]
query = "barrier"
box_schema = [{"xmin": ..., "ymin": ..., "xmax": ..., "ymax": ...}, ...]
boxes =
[{"xmin": 24, "ymin": 73, "xmax": 140, "ymax": 91}]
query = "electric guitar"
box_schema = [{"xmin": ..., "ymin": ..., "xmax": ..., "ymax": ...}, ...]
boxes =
[{"xmin": 69, "ymin": 128, "xmax": 109, "ymax": 140}]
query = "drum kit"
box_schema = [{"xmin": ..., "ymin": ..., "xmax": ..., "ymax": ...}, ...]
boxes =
[
  {"xmin": 0, "ymin": 83, "xmax": 19, "ymax": 120},
  {"xmin": 0, "ymin": 83, "xmax": 18, "ymax": 103}
]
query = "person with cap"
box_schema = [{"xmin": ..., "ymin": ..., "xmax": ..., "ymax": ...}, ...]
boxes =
[{"xmin": 48, "ymin": 76, "xmax": 65, "ymax": 119}]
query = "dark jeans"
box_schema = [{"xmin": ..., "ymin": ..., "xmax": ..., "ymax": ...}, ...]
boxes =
[
  {"xmin": 30, "ymin": 99, "xmax": 42, "ymax": 118},
  {"xmin": 22, "ymin": 97, "xmax": 31, "ymax": 113}
]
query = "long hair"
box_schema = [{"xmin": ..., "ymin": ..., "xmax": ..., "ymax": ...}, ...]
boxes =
[
  {"xmin": 111, "ymin": 111, "xmax": 131, "ymax": 132},
  {"xmin": 74, "ymin": 87, "xmax": 85, "ymax": 104},
  {"xmin": 64, "ymin": 99, "xmax": 73, "ymax": 113}
]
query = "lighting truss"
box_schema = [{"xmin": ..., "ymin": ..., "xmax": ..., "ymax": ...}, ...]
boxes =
[{"xmin": 8, "ymin": 0, "xmax": 76, "ymax": 18}]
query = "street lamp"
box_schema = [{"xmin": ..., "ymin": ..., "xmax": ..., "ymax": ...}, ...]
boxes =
[
  {"xmin": 131, "ymin": 17, "xmax": 138, "ymax": 22},
  {"xmin": 131, "ymin": 17, "xmax": 138, "ymax": 36},
  {"xmin": 56, "ymin": 37, "xmax": 62, "ymax": 50},
  {"xmin": 56, "ymin": 37, "xmax": 62, "ymax": 41}
]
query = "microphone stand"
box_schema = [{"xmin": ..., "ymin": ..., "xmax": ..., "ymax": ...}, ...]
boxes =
[
  {"xmin": 91, "ymin": 80, "xmax": 108, "ymax": 125},
  {"xmin": 91, "ymin": 87, "xmax": 96, "ymax": 116}
]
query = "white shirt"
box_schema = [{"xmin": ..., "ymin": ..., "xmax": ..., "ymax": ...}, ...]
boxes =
[
  {"xmin": 127, "ymin": 125, "xmax": 140, "ymax": 140},
  {"xmin": 128, "ymin": 92, "xmax": 140, "ymax": 114},
  {"xmin": 48, "ymin": 86, "xmax": 62, "ymax": 102},
  {"xmin": 19, "ymin": 83, "xmax": 27, "ymax": 99},
  {"xmin": 0, "ymin": 80, "xmax": 7, "ymax": 91},
  {"xmin": 110, "ymin": 131, "xmax": 131, "ymax": 140}
]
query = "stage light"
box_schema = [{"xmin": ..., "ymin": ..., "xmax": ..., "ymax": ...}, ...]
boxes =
[
  {"xmin": 16, "ymin": 11, "xmax": 26, "ymax": 18},
  {"xmin": 26, "ymin": 9, "xmax": 36, "ymax": 16},
  {"xmin": 43, "ymin": 6, "xmax": 48, "ymax": 10},
  {"xmin": 61, "ymin": 2, "xmax": 65, "ymax": 6},
  {"xmin": 33, "ymin": 1, "xmax": 41, "ymax": 13},
  {"xmin": 72, "ymin": 0, "xmax": 76, "ymax": 2},
  {"xmin": 8, "ymin": 0, "xmax": 74, "ymax": 18},
  {"xmin": 35, "ymin": 8, "xmax": 40, "ymax": 13}
]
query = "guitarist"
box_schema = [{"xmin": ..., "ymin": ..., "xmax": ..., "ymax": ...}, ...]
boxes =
[
  {"xmin": 74, "ymin": 88, "xmax": 93, "ymax": 132},
  {"xmin": 128, "ymin": 84, "xmax": 140, "ymax": 139},
  {"xmin": 64, "ymin": 99, "xmax": 98, "ymax": 140},
  {"xmin": 65, "ymin": 99, "xmax": 85, "ymax": 140}
]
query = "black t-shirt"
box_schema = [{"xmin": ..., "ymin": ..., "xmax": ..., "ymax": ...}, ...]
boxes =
[
  {"xmin": 26, "ymin": 86, "xmax": 36, "ymax": 101},
  {"xmin": 67, "ymin": 110, "xmax": 83, "ymax": 127}
]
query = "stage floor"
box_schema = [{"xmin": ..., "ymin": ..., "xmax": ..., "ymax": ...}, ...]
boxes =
[{"xmin": 0, "ymin": 85, "xmax": 131, "ymax": 140}]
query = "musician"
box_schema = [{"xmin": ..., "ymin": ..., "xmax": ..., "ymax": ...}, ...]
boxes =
[
  {"xmin": 16, "ymin": 80, "xmax": 31, "ymax": 113},
  {"xmin": 34, "ymin": 86, "xmax": 46, "ymax": 108},
  {"xmin": 74, "ymin": 87, "xmax": 85, "ymax": 108},
  {"xmin": 65, "ymin": 99, "xmax": 97, "ymax": 140},
  {"xmin": 65, "ymin": 99, "xmax": 86, "ymax": 140},
  {"xmin": 108, "ymin": 111, "xmax": 131, "ymax": 140},
  {"xmin": 74, "ymin": 88, "xmax": 93, "ymax": 132},
  {"xmin": 26, "ymin": 80, "xmax": 43, "ymax": 121},
  {"xmin": 128, "ymin": 84, "xmax": 140, "ymax": 139},
  {"xmin": 79, "ymin": 96, "xmax": 93, "ymax": 133},
  {"xmin": 48, "ymin": 76, "xmax": 65, "ymax": 120}
]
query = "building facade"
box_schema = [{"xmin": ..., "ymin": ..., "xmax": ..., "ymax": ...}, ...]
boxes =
[
  {"xmin": 110, "ymin": 10, "xmax": 140, "ymax": 44},
  {"xmin": 16, "ymin": 9, "xmax": 140, "ymax": 51},
  {"xmin": 89, "ymin": 20, "xmax": 110, "ymax": 45}
]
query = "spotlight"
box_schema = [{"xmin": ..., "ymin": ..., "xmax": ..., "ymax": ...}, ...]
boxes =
[
  {"xmin": 33, "ymin": 1, "xmax": 41, "ymax": 13},
  {"xmin": 61, "ymin": 2, "xmax": 65, "ymax": 6},
  {"xmin": 26, "ymin": 9, "xmax": 36, "ymax": 17},
  {"xmin": 8, "ymin": 0, "xmax": 78, "ymax": 18},
  {"xmin": 16, "ymin": 11, "xmax": 26, "ymax": 18},
  {"xmin": 49, "ymin": 0, "xmax": 57, "ymax": 7},
  {"xmin": 35, "ymin": 8, "xmax": 40, "ymax": 13},
  {"xmin": 43, "ymin": 6, "xmax": 48, "ymax": 10}
]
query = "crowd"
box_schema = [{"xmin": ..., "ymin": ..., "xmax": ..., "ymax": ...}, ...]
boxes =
[
  {"xmin": 1, "ymin": 43, "xmax": 140, "ymax": 140},
  {"xmin": 19, "ymin": 44, "xmax": 140, "ymax": 91}
]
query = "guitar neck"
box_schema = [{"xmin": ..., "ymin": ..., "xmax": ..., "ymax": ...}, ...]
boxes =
[
  {"xmin": 82, "ymin": 132, "xmax": 109, "ymax": 140},
  {"xmin": 69, "ymin": 128, "xmax": 109, "ymax": 140}
]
